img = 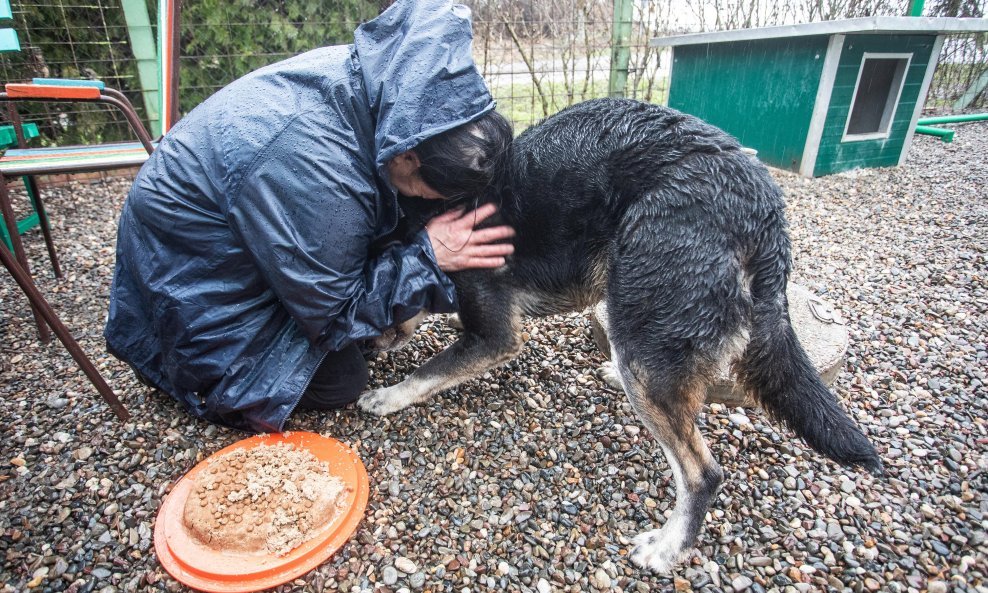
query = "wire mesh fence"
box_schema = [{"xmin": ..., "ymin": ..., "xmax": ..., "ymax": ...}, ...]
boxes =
[
  {"xmin": 0, "ymin": 0, "xmax": 149, "ymax": 145},
  {"xmin": 0, "ymin": 0, "xmax": 985, "ymax": 149}
]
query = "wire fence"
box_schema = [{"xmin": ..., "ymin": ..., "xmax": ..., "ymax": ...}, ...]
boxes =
[
  {"xmin": 0, "ymin": 0, "xmax": 148, "ymax": 145},
  {"xmin": 0, "ymin": 0, "xmax": 985, "ymax": 148}
]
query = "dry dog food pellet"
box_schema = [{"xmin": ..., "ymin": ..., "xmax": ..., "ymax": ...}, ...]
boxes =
[{"xmin": 183, "ymin": 442, "xmax": 347, "ymax": 555}]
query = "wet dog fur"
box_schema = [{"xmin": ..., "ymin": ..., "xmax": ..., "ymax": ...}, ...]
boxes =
[{"xmin": 358, "ymin": 98, "xmax": 882, "ymax": 572}]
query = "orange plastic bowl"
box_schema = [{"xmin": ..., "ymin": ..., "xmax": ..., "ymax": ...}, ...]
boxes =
[{"xmin": 154, "ymin": 432, "xmax": 369, "ymax": 592}]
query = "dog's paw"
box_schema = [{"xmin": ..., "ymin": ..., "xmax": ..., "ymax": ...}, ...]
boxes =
[
  {"xmin": 447, "ymin": 313, "xmax": 464, "ymax": 331},
  {"xmin": 629, "ymin": 528, "xmax": 689, "ymax": 573},
  {"xmin": 598, "ymin": 361, "xmax": 625, "ymax": 391},
  {"xmin": 358, "ymin": 385, "xmax": 414, "ymax": 416}
]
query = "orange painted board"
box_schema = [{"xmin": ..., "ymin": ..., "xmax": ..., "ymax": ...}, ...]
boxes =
[
  {"xmin": 5, "ymin": 83, "xmax": 101, "ymax": 100},
  {"xmin": 153, "ymin": 432, "xmax": 369, "ymax": 592}
]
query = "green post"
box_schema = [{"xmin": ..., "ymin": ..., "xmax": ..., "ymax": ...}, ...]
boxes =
[
  {"xmin": 907, "ymin": 0, "xmax": 924, "ymax": 16},
  {"xmin": 608, "ymin": 0, "xmax": 633, "ymax": 98},
  {"xmin": 122, "ymin": 0, "xmax": 161, "ymax": 136}
]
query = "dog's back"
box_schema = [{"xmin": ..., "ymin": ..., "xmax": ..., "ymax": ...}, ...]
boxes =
[{"xmin": 498, "ymin": 100, "xmax": 783, "ymax": 310}]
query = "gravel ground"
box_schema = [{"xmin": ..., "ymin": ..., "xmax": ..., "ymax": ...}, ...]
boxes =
[{"xmin": 1, "ymin": 124, "xmax": 986, "ymax": 593}]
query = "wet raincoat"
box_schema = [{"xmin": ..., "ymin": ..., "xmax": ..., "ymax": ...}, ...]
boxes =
[{"xmin": 104, "ymin": 0, "xmax": 494, "ymax": 432}]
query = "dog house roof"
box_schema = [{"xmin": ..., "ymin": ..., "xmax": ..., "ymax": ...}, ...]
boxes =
[{"xmin": 650, "ymin": 16, "xmax": 988, "ymax": 47}]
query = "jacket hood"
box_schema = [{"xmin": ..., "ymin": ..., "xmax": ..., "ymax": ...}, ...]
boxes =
[{"xmin": 354, "ymin": 0, "xmax": 495, "ymax": 175}]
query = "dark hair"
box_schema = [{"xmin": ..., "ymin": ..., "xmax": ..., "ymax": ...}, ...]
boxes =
[{"xmin": 414, "ymin": 109, "xmax": 513, "ymax": 201}]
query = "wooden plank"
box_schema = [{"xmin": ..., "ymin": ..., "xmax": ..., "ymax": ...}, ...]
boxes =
[
  {"xmin": 669, "ymin": 36, "xmax": 826, "ymax": 173},
  {"xmin": 0, "ymin": 27, "xmax": 19, "ymax": 52},
  {"xmin": 813, "ymin": 33, "xmax": 936, "ymax": 176},
  {"xmin": 121, "ymin": 0, "xmax": 161, "ymax": 136},
  {"xmin": 6, "ymin": 83, "xmax": 101, "ymax": 100}
]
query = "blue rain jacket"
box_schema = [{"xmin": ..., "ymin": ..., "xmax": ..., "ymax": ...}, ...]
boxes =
[{"xmin": 105, "ymin": 0, "xmax": 493, "ymax": 432}]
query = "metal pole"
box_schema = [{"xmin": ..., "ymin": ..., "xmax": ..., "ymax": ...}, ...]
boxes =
[
  {"xmin": 918, "ymin": 113, "xmax": 988, "ymax": 125},
  {"xmin": 608, "ymin": 0, "xmax": 634, "ymax": 98},
  {"xmin": 0, "ymin": 170, "xmax": 50, "ymax": 342},
  {"xmin": 121, "ymin": 0, "xmax": 160, "ymax": 136},
  {"xmin": 168, "ymin": 0, "xmax": 182, "ymax": 131},
  {"xmin": 908, "ymin": 0, "xmax": 924, "ymax": 16},
  {"xmin": 914, "ymin": 125, "xmax": 954, "ymax": 142},
  {"xmin": 0, "ymin": 241, "xmax": 129, "ymax": 420}
]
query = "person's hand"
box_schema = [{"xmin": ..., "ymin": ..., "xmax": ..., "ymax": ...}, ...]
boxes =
[{"xmin": 426, "ymin": 203, "xmax": 515, "ymax": 273}]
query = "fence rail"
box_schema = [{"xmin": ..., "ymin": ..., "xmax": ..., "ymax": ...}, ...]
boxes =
[{"xmin": 1, "ymin": 0, "xmax": 985, "ymax": 147}]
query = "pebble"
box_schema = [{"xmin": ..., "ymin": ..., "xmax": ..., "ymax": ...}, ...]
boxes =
[
  {"xmin": 394, "ymin": 557, "xmax": 417, "ymax": 574},
  {"xmin": 381, "ymin": 565, "xmax": 399, "ymax": 586}
]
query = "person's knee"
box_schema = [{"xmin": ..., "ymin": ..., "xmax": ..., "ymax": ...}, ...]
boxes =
[{"xmin": 299, "ymin": 348, "xmax": 369, "ymax": 410}]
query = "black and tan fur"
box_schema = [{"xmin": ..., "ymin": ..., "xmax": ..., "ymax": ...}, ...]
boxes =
[{"xmin": 359, "ymin": 98, "xmax": 882, "ymax": 572}]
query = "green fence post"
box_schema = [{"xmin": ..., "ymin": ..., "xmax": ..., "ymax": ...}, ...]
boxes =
[
  {"xmin": 608, "ymin": 0, "xmax": 633, "ymax": 98},
  {"xmin": 122, "ymin": 0, "xmax": 160, "ymax": 137},
  {"xmin": 908, "ymin": 0, "xmax": 924, "ymax": 16}
]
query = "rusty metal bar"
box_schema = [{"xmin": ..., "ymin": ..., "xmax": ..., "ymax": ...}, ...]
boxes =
[{"xmin": 0, "ymin": 239, "xmax": 130, "ymax": 421}]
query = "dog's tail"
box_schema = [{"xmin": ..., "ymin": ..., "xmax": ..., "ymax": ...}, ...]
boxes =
[{"xmin": 736, "ymin": 214, "xmax": 883, "ymax": 475}]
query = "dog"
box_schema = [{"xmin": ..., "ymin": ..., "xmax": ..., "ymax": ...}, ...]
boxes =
[{"xmin": 359, "ymin": 98, "xmax": 883, "ymax": 572}]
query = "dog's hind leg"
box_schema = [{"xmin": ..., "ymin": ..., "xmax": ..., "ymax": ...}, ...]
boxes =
[
  {"xmin": 613, "ymin": 349, "xmax": 724, "ymax": 572},
  {"xmin": 359, "ymin": 277, "xmax": 524, "ymax": 416}
]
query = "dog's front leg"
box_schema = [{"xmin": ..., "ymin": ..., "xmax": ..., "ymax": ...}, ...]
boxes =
[{"xmin": 359, "ymin": 277, "xmax": 523, "ymax": 416}]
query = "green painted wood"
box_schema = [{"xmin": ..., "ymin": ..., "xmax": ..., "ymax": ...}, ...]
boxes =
[
  {"xmin": 608, "ymin": 0, "xmax": 634, "ymax": 97},
  {"xmin": 668, "ymin": 36, "xmax": 827, "ymax": 172},
  {"xmin": 0, "ymin": 123, "xmax": 39, "ymax": 147},
  {"xmin": 121, "ymin": 0, "xmax": 161, "ymax": 136},
  {"xmin": 1, "ymin": 211, "xmax": 40, "ymax": 251},
  {"xmin": 813, "ymin": 34, "xmax": 936, "ymax": 176},
  {"xmin": 0, "ymin": 27, "xmax": 19, "ymax": 52},
  {"xmin": 0, "ymin": 122, "xmax": 44, "ymax": 251}
]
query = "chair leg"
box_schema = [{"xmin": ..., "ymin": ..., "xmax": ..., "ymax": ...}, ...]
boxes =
[
  {"xmin": 0, "ymin": 172, "xmax": 51, "ymax": 343},
  {"xmin": 25, "ymin": 175, "xmax": 62, "ymax": 278},
  {"xmin": 0, "ymin": 240, "xmax": 129, "ymax": 421}
]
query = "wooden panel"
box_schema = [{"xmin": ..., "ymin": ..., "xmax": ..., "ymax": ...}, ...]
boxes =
[
  {"xmin": 668, "ymin": 36, "xmax": 828, "ymax": 172},
  {"xmin": 813, "ymin": 34, "xmax": 936, "ymax": 176},
  {"xmin": 5, "ymin": 83, "xmax": 102, "ymax": 100},
  {"xmin": 0, "ymin": 27, "xmax": 18, "ymax": 52}
]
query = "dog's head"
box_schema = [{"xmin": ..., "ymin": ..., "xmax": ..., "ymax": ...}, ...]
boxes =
[{"xmin": 368, "ymin": 310, "xmax": 429, "ymax": 352}]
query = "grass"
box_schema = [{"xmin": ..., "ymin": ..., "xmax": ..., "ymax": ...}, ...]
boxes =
[{"xmin": 491, "ymin": 76, "xmax": 670, "ymax": 132}]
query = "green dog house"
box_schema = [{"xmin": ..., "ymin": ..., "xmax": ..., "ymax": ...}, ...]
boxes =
[{"xmin": 651, "ymin": 17, "xmax": 988, "ymax": 176}]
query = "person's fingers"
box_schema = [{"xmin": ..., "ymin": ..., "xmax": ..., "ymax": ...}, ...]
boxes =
[
  {"xmin": 429, "ymin": 207, "xmax": 466, "ymax": 225},
  {"xmin": 456, "ymin": 203, "xmax": 500, "ymax": 228},
  {"xmin": 463, "ymin": 256, "xmax": 507, "ymax": 269},
  {"xmin": 470, "ymin": 225, "xmax": 515, "ymax": 244},
  {"xmin": 465, "ymin": 242, "xmax": 514, "ymax": 257}
]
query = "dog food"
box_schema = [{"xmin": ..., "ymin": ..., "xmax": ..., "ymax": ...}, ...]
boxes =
[{"xmin": 183, "ymin": 442, "xmax": 346, "ymax": 555}]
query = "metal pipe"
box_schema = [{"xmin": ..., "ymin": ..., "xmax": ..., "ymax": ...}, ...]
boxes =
[
  {"xmin": 0, "ymin": 241, "xmax": 129, "ymax": 420},
  {"xmin": 0, "ymin": 171, "xmax": 51, "ymax": 342},
  {"xmin": 915, "ymin": 125, "xmax": 954, "ymax": 142},
  {"xmin": 917, "ymin": 113, "xmax": 988, "ymax": 125}
]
